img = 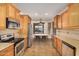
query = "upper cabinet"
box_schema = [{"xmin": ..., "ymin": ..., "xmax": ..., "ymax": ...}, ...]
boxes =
[
  {"xmin": 7, "ymin": 4, "xmax": 16, "ymax": 19},
  {"xmin": 68, "ymin": 4, "xmax": 79, "ymax": 28},
  {"xmin": 58, "ymin": 15, "xmax": 62, "ymax": 29},
  {"xmin": 53, "ymin": 3, "xmax": 79, "ymax": 29},
  {"xmin": 7, "ymin": 4, "xmax": 20, "ymax": 21},
  {"xmin": 62, "ymin": 10, "xmax": 69, "ymax": 29},
  {"xmin": 53, "ymin": 36, "xmax": 62, "ymax": 55},
  {"xmin": 54, "ymin": 15, "xmax": 62, "ymax": 29},
  {"xmin": 0, "ymin": 4, "xmax": 20, "ymax": 30},
  {"xmin": 15, "ymin": 9, "xmax": 20, "ymax": 21},
  {"xmin": 54, "ymin": 15, "xmax": 58, "ymax": 29},
  {"xmin": 0, "ymin": 4, "xmax": 7, "ymax": 29}
]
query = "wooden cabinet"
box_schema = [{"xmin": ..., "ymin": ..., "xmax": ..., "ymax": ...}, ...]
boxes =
[
  {"xmin": 53, "ymin": 36, "xmax": 76, "ymax": 56},
  {"xmin": 53, "ymin": 36, "xmax": 62, "ymax": 55},
  {"xmin": 7, "ymin": 4, "xmax": 16, "ymax": 19},
  {"xmin": 0, "ymin": 4, "xmax": 20, "ymax": 30},
  {"xmin": 6, "ymin": 4, "xmax": 20, "ymax": 20},
  {"xmin": 54, "ymin": 15, "xmax": 62, "ymax": 29},
  {"xmin": 0, "ymin": 4, "xmax": 7, "ymax": 29},
  {"xmin": 0, "ymin": 44, "xmax": 14, "ymax": 56},
  {"xmin": 15, "ymin": 9, "xmax": 20, "ymax": 21},
  {"xmin": 56, "ymin": 37, "xmax": 62, "ymax": 55},
  {"xmin": 58, "ymin": 15, "xmax": 62, "ymax": 29},
  {"xmin": 20, "ymin": 15, "xmax": 31, "ymax": 50},
  {"xmin": 53, "ymin": 36, "xmax": 57, "ymax": 48},
  {"xmin": 61, "ymin": 4, "xmax": 79, "ymax": 29},
  {"xmin": 54, "ymin": 4, "xmax": 79, "ymax": 29},
  {"xmin": 54, "ymin": 15, "xmax": 58, "ymax": 29},
  {"xmin": 68, "ymin": 4, "xmax": 79, "ymax": 28},
  {"xmin": 62, "ymin": 10, "xmax": 69, "ymax": 29}
]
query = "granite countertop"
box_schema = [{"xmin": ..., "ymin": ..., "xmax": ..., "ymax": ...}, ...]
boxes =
[
  {"xmin": 55, "ymin": 35, "xmax": 79, "ymax": 48},
  {"xmin": 0, "ymin": 43, "xmax": 14, "ymax": 51}
]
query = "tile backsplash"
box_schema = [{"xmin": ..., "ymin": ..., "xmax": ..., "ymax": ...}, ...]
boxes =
[
  {"xmin": 57, "ymin": 29, "xmax": 79, "ymax": 40},
  {"xmin": 0, "ymin": 29, "xmax": 20, "ymax": 38}
]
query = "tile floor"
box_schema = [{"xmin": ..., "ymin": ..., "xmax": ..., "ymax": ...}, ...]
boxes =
[{"xmin": 23, "ymin": 38, "xmax": 59, "ymax": 56}]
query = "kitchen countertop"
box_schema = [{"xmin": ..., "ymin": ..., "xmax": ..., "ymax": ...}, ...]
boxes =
[
  {"xmin": 0, "ymin": 43, "xmax": 14, "ymax": 51},
  {"xmin": 34, "ymin": 34, "xmax": 48, "ymax": 36},
  {"xmin": 54, "ymin": 34, "xmax": 79, "ymax": 56},
  {"xmin": 55, "ymin": 35, "xmax": 79, "ymax": 48}
]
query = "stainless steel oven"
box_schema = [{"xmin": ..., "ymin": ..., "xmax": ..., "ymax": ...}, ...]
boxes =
[{"xmin": 15, "ymin": 40, "xmax": 24, "ymax": 56}]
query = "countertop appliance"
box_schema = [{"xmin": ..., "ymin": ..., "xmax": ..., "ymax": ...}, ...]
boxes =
[
  {"xmin": 14, "ymin": 38, "xmax": 24, "ymax": 56},
  {"xmin": 27, "ymin": 24, "xmax": 32, "ymax": 48}
]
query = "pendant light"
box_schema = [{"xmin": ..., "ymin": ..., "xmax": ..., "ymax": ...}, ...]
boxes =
[{"xmin": 39, "ymin": 18, "xmax": 44, "ymax": 25}]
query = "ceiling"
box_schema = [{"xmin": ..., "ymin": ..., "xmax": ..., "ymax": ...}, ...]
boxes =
[{"xmin": 14, "ymin": 3, "xmax": 68, "ymax": 21}]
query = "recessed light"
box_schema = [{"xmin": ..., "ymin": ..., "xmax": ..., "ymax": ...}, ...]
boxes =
[
  {"xmin": 34, "ymin": 13, "xmax": 38, "ymax": 16},
  {"xmin": 45, "ymin": 13, "xmax": 48, "ymax": 16}
]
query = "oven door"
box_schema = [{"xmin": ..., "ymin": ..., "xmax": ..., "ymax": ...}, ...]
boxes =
[{"xmin": 15, "ymin": 40, "xmax": 24, "ymax": 56}]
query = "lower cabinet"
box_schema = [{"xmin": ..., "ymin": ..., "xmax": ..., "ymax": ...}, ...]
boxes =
[
  {"xmin": 56, "ymin": 38, "xmax": 62, "ymax": 55},
  {"xmin": 53, "ymin": 36, "xmax": 57, "ymax": 48},
  {"xmin": 53, "ymin": 36, "xmax": 62, "ymax": 55},
  {"xmin": 53, "ymin": 36, "xmax": 76, "ymax": 56},
  {"xmin": 0, "ymin": 44, "xmax": 14, "ymax": 56}
]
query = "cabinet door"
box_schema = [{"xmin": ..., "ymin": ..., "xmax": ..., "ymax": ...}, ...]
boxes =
[
  {"xmin": 54, "ymin": 17, "xmax": 56, "ymax": 28},
  {"xmin": 53, "ymin": 37, "xmax": 62, "ymax": 55},
  {"xmin": 58, "ymin": 15, "xmax": 62, "ymax": 29},
  {"xmin": 4, "ymin": 44, "xmax": 14, "ymax": 56},
  {"xmin": 0, "ymin": 44, "xmax": 14, "ymax": 56},
  {"xmin": 69, "ymin": 4, "xmax": 79, "ymax": 28},
  {"xmin": 54, "ymin": 16, "xmax": 58, "ymax": 28},
  {"xmin": 15, "ymin": 10, "xmax": 20, "ymax": 21},
  {"xmin": 62, "ymin": 10, "xmax": 69, "ymax": 29},
  {"xmin": 53, "ymin": 37, "xmax": 57, "ymax": 48},
  {"xmin": 7, "ymin": 4, "xmax": 16, "ymax": 19},
  {"xmin": 0, "ymin": 5, "xmax": 6, "ymax": 29},
  {"xmin": 56, "ymin": 38, "xmax": 62, "ymax": 55}
]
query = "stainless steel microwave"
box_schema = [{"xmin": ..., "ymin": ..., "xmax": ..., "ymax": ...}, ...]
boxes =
[{"xmin": 6, "ymin": 17, "xmax": 20, "ymax": 29}]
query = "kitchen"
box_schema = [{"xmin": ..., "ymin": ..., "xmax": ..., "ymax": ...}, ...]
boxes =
[
  {"xmin": 0, "ymin": 3, "xmax": 79, "ymax": 56},
  {"xmin": 0, "ymin": 4, "xmax": 31, "ymax": 56}
]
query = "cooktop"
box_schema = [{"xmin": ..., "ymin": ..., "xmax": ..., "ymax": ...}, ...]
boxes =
[{"xmin": 0, "ymin": 37, "xmax": 24, "ymax": 45}]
